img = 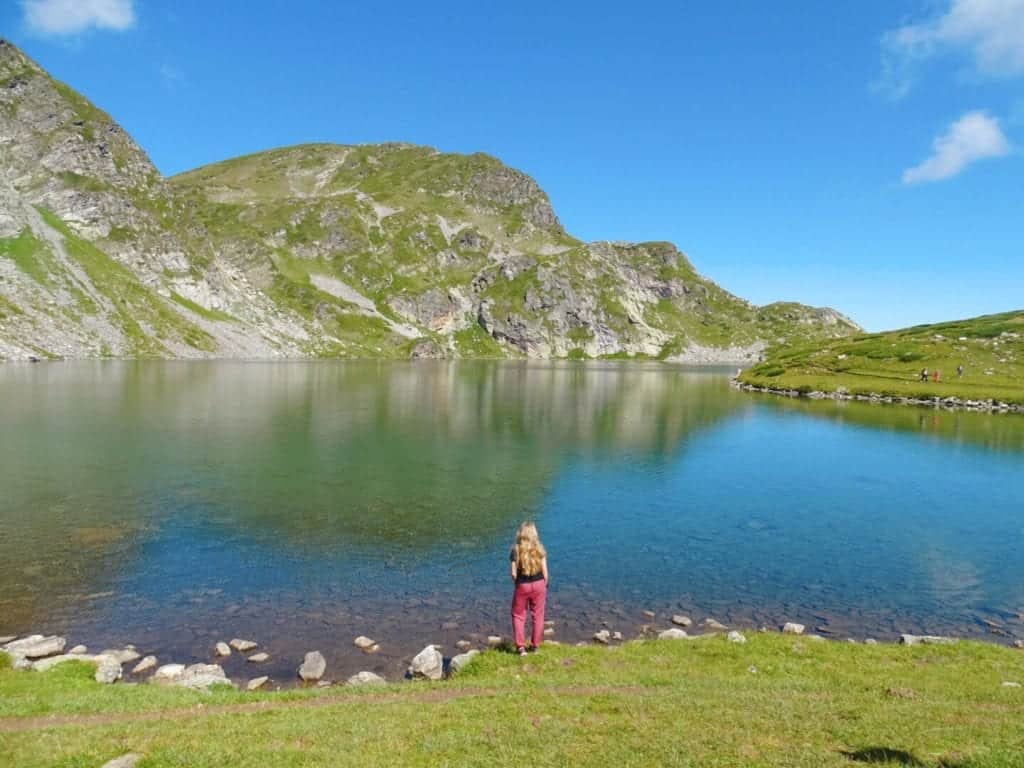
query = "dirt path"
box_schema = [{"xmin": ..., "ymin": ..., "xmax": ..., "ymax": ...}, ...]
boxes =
[{"xmin": 0, "ymin": 684, "xmax": 642, "ymax": 734}]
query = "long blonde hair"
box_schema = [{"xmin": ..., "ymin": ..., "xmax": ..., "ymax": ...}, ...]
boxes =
[{"xmin": 512, "ymin": 521, "xmax": 546, "ymax": 576}]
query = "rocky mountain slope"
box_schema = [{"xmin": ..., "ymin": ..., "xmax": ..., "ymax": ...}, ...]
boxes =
[{"xmin": 0, "ymin": 40, "xmax": 859, "ymax": 361}]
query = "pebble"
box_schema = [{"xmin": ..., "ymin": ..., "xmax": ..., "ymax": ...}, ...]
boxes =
[
  {"xmin": 247, "ymin": 676, "xmax": 270, "ymax": 691},
  {"xmin": 215, "ymin": 642, "xmax": 231, "ymax": 657},
  {"xmin": 230, "ymin": 639, "xmax": 257, "ymax": 652},
  {"xmin": 671, "ymin": 615, "xmax": 693, "ymax": 628},
  {"xmin": 727, "ymin": 631, "xmax": 747, "ymax": 644},
  {"xmin": 247, "ymin": 652, "xmax": 269, "ymax": 663},
  {"xmin": 131, "ymin": 656, "xmax": 157, "ymax": 674},
  {"xmin": 782, "ymin": 622, "xmax": 805, "ymax": 635},
  {"xmin": 353, "ymin": 636, "xmax": 376, "ymax": 650}
]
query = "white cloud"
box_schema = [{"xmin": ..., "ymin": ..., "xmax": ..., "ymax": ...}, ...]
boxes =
[
  {"xmin": 881, "ymin": 0, "xmax": 1024, "ymax": 96},
  {"xmin": 22, "ymin": 0, "xmax": 136, "ymax": 37},
  {"xmin": 902, "ymin": 110, "xmax": 1011, "ymax": 184}
]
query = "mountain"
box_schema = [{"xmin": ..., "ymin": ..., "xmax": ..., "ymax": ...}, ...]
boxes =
[
  {"xmin": 0, "ymin": 40, "xmax": 859, "ymax": 362},
  {"xmin": 738, "ymin": 309, "xmax": 1024, "ymax": 405}
]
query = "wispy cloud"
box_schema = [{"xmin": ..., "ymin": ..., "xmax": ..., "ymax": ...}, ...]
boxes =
[
  {"xmin": 880, "ymin": 0, "xmax": 1024, "ymax": 98},
  {"xmin": 159, "ymin": 63, "xmax": 185, "ymax": 91},
  {"xmin": 22, "ymin": 0, "xmax": 136, "ymax": 37},
  {"xmin": 902, "ymin": 110, "xmax": 1011, "ymax": 184}
]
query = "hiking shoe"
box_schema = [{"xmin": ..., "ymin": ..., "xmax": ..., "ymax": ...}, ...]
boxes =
[
  {"xmin": 516, "ymin": 646, "xmax": 527, "ymax": 657},
  {"xmin": 527, "ymin": 645, "xmax": 539, "ymax": 654}
]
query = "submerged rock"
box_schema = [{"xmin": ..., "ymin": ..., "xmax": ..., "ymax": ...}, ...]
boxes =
[
  {"xmin": 353, "ymin": 636, "xmax": 376, "ymax": 650},
  {"xmin": 247, "ymin": 652, "xmax": 270, "ymax": 663},
  {"xmin": 298, "ymin": 651, "xmax": 326, "ymax": 682},
  {"xmin": 347, "ymin": 671, "xmax": 387, "ymax": 687},
  {"xmin": 230, "ymin": 639, "xmax": 258, "ymax": 652},
  {"xmin": 408, "ymin": 645, "xmax": 443, "ymax": 680}
]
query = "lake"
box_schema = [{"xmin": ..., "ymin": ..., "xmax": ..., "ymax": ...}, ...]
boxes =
[{"xmin": 1, "ymin": 361, "xmax": 1022, "ymax": 683}]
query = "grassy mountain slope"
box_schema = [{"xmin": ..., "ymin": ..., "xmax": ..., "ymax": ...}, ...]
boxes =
[
  {"xmin": 738, "ymin": 310, "xmax": 1024, "ymax": 405},
  {"xmin": 1, "ymin": 39, "xmax": 859, "ymax": 361}
]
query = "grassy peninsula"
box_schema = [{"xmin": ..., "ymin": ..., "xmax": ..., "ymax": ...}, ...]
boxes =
[
  {"xmin": 3, "ymin": 634, "xmax": 1024, "ymax": 767},
  {"xmin": 738, "ymin": 310, "xmax": 1024, "ymax": 407}
]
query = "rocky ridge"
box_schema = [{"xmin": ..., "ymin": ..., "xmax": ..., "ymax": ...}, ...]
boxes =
[{"xmin": 0, "ymin": 40, "xmax": 859, "ymax": 361}]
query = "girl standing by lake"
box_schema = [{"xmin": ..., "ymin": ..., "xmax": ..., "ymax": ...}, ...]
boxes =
[{"xmin": 510, "ymin": 521, "xmax": 548, "ymax": 656}]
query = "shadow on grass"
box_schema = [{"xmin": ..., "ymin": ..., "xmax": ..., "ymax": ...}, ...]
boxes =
[{"xmin": 841, "ymin": 748, "xmax": 925, "ymax": 765}]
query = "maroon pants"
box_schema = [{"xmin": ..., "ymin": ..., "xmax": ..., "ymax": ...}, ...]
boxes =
[{"xmin": 511, "ymin": 579, "xmax": 547, "ymax": 648}]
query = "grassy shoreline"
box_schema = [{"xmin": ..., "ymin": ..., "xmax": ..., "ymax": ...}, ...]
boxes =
[
  {"xmin": 738, "ymin": 310, "xmax": 1024, "ymax": 409},
  {"xmin": 3, "ymin": 633, "xmax": 1024, "ymax": 767}
]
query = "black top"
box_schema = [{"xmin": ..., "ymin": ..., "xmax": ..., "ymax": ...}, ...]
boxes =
[{"xmin": 510, "ymin": 549, "xmax": 544, "ymax": 584}]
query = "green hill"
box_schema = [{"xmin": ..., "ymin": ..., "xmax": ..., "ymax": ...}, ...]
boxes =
[
  {"xmin": 0, "ymin": 40, "xmax": 858, "ymax": 361},
  {"xmin": 738, "ymin": 310, "xmax": 1024, "ymax": 407}
]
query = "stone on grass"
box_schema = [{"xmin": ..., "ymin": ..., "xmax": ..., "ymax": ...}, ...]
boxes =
[
  {"xmin": 3, "ymin": 635, "xmax": 66, "ymax": 658},
  {"xmin": 94, "ymin": 654, "xmax": 123, "ymax": 684},
  {"xmin": 247, "ymin": 676, "xmax": 270, "ymax": 691},
  {"xmin": 179, "ymin": 663, "xmax": 233, "ymax": 691},
  {"xmin": 449, "ymin": 650, "xmax": 480, "ymax": 675},
  {"xmin": 408, "ymin": 645, "xmax": 444, "ymax": 680},
  {"xmin": 671, "ymin": 615, "xmax": 693, "ymax": 628},
  {"xmin": 807, "ymin": 634, "xmax": 825, "ymax": 642},
  {"xmin": 151, "ymin": 664, "xmax": 186, "ymax": 684},
  {"xmin": 455, "ymin": 640, "xmax": 473, "ymax": 652},
  {"xmin": 247, "ymin": 652, "xmax": 269, "ymax": 663},
  {"xmin": 782, "ymin": 622, "xmax": 805, "ymax": 635},
  {"xmin": 353, "ymin": 636, "xmax": 376, "ymax": 650},
  {"xmin": 865, "ymin": 638, "xmax": 878, "ymax": 646},
  {"xmin": 230, "ymin": 639, "xmax": 257, "ymax": 652},
  {"xmin": 1002, "ymin": 681, "xmax": 1021, "ymax": 688},
  {"xmin": 299, "ymin": 651, "xmax": 326, "ymax": 682},
  {"xmin": 658, "ymin": 628, "xmax": 689, "ymax": 640},
  {"xmin": 593, "ymin": 629, "xmax": 611, "ymax": 644},
  {"xmin": 32, "ymin": 654, "xmax": 96, "ymax": 672},
  {"xmin": 347, "ymin": 670, "xmax": 387, "ymax": 686},
  {"xmin": 101, "ymin": 754, "xmax": 142, "ymax": 768},
  {"xmin": 1014, "ymin": 640, "xmax": 1024, "ymax": 649},
  {"xmin": 131, "ymin": 656, "xmax": 157, "ymax": 674},
  {"xmin": 899, "ymin": 634, "xmax": 957, "ymax": 646},
  {"xmin": 727, "ymin": 631, "xmax": 747, "ymax": 644},
  {"xmin": 215, "ymin": 642, "xmax": 231, "ymax": 657}
]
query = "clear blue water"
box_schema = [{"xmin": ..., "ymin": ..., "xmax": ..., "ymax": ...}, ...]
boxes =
[{"xmin": 1, "ymin": 361, "xmax": 1021, "ymax": 682}]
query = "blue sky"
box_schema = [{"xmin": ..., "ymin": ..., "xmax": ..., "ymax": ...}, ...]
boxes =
[{"xmin": 3, "ymin": 0, "xmax": 1022, "ymax": 331}]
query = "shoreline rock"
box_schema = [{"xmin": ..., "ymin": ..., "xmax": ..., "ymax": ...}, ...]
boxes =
[{"xmin": 298, "ymin": 651, "xmax": 326, "ymax": 682}]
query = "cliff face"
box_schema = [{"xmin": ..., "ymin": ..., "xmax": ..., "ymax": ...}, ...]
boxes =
[{"xmin": 0, "ymin": 40, "xmax": 859, "ymax": 362}]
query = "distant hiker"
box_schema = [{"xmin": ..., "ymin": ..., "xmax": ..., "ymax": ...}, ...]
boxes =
[
  {"xmin": 920, "ymin": 368, "xmax": 929, "ymax": 382},
  {"xmin": 510, "ymin": 521, "xmax": 549, "ymax": 657},
  {"xmin": 933, "ymin": 369, "xmax": 940, "ymax": 382},
  {"xmin": 957, "ymin": 364, "xmax": 964, "ymax": 378}
]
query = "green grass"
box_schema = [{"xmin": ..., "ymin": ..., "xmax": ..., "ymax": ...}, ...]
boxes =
[
  {"xmin": 169, "ymin": 292, "xmax": 236, "ymax": 323},
  {"xmin": 2, "ymin": 634, "xmax": 1023, "ymax": 767},
  {"xmin": 740, "ymin": 310, "xmax": 1024, "ymax": 405},
  {"xmin": 0, "ymin": 228, "xmax": 53, "ymax": 284}
]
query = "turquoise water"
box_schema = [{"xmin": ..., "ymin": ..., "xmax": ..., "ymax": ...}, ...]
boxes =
[{"xmin": 1, "ymin": 361, "xmax": 1021, "ymax": 681}]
